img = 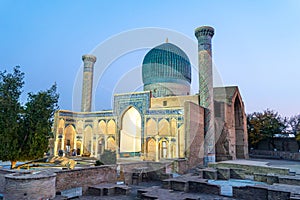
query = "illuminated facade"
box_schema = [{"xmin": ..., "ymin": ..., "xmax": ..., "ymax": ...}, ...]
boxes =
[{"xmin": 53, "ymin": 26, "xmax": 248, "ymax": 166}]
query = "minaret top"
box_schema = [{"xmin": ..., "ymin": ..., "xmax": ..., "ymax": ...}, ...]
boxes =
[
  {"xmin": 82, "ymin": 54, "xmax": 97, "ymax": 63},
  {"xmin": 195, "ymin": 26, "xmax": 215, "ymax": 38}
]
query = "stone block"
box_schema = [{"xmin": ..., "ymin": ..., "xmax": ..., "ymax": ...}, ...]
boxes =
[
  {"xmin": 279, "ymin": 175, "xmax": 300, "ymax": 186},
  {"xmin": 254, "ymin": 173, "xmax": 268, "ymax": 183},
  {"xmin": 162, "ymin": 179, "xmax": 171, "ymax": 189},
  {"xmin": 115, "ymin": 185, "xmax": 131, "ymax": 195},
  {"xmin": 233, "ymin": 185, "xmax": 268, "ymax": 200},
  {"xmin": 170, "ymin": 180, "xmax": 189, "ymax": 192},
  {"xmin": 290, "ymin": 194, "xmax": 300, "ymax": 200},
  {"xmin": 202, "ymin": 168, "xmax": 217, "ymax": 180},
  {"xmin": 268, "ymin": 189, "xmax": 290, "ymax": 200},
  {"xmin": 61, "ymin": 187, "xmax": 82, "ymax": 199},
  {"xmin": 188, "ymin": 180, "xmax": 220, "ymax": 195},
  {"xmin": 87, "ymin": 187, "xmax": 102, "ymax": 196},
  {"xmin": 230, "ymin": 168, "xmax": 245, "ymax": 179},
  {"xmin": 103, "ymin": 186, "xmax": 115, "ymax": 196},
  {"xmin": 267, "ymin": 174, "xmax": 279, "ymax": 185},
  {"xmin": 217, "ymin": 167, "xmax": 230, "ymax": 180}
]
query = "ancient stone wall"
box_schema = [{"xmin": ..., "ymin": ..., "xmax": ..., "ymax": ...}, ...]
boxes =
[
  {"xmin": 255, "ymin": 138, "xmax": 299, "ymax": 152},
  {"xmin": 250, "ymin": 149, "xmax": 300, "ymax": 161},
  {"xmin": 4, "ymin": 171, "xmax": 56, "ymax": 200},
  {"xmin": 55, "ymin": 165, "xmax": 117, "ymax": 193},
  {"xmin": 0, "ymin": 169, "xmax": 16, "ymax": 194},
  {"xmin": 119, "ymin": 161, "xmax": 171, "ymax": 184}
]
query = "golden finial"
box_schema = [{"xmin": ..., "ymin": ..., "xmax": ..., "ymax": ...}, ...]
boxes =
[{"xmin": 165, "ymin": 38, "xmax": 169, "ymax": 43}]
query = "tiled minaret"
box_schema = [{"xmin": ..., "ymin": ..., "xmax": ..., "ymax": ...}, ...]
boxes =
[
  {"xmin": 81, "ymin": 54, "xmax": 96, "ymax": 112},
  {"xmin": 195, "ymin": 26, "xmax": 215, "ymax": 165}
]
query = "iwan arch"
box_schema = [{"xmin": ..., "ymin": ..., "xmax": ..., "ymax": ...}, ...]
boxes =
[{"xmin": 53, "ymin": 26, "xmax": 248, "ymax": 167}]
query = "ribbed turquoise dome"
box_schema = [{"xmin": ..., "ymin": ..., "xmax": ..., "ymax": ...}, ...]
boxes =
[{"xmin": 142, "ymin": 43, "xmax": 191, "ymax": 85}]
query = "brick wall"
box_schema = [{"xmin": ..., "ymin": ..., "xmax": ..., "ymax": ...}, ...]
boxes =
[
  {"xmin": 184, "ymin": 101, "xmax": 204, "ymax": 168},
  {"xmin": 119, "ymin": 161, "xmax": 171, "ymax": 184},
  {"xmin": 55, "ymin": 165, "xmax": 117, "ymax": 193},
  {"xmin": 0, "ymin": 169, "xmax": 16, "ymax": 194},
  {"xmin": 4, "ymin": 171, "xmax": 56, "ymax": 200},
  {"xmin": 250, "ymin": 149, "xmax": 300, "ymax": 161}
]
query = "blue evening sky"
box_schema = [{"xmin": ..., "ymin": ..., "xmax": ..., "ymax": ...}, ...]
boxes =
[{"xmin": 0, "ymin": 0, "xmax": 299, "ymax": 117}]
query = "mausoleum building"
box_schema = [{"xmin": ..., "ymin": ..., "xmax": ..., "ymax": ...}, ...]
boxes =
[{"xmin": 52, "ymin": 26, "xmax": 248, "ymax": 167}]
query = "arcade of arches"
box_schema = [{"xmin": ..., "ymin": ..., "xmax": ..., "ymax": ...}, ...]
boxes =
[{"xmin": 53, "ymin": 87, "xmax": 248, "ymax": 163}]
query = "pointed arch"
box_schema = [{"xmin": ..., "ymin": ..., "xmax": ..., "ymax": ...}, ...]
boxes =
[
  {"xmin": 146, "ymin": 118, "xmax": 157, "ymax": 136},
  {"xmin": 107, "ymin": 137, "xmax": 116, "ymax": 151},
  {"xmin": 234, "ymin": 97, "xmax": 245, "ymax": 159},
  {"xmin": 107, "ymin": 120, "xmax": 116, "ymax": 135},
  {"xmin": 159, "ymin": 119, "xmax": 170, "ymax": 136},
  {"xmin": 159, "ymin": 138, "xmax": 168, "ymax": 159},
  {"xmin": 64, "ymin": 125, "xmax": 76, "ymax": 154},
  {"xmin": 76, "ymin": 141, "xmax": 82, "ymax": 155},
  {"xmin": 98, "ymin": 120, "xmax": 106, "ymax": 134},
  {"xmin": 146, "ymin": 138, "xmax": 156, "ymax": 161},
  {"xmin": 120, "ymin": 107, "xmax": 141, "ymax": 153}
]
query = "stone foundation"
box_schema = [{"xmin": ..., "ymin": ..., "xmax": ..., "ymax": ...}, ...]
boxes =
[
  {"xmin": 4, "ymin": 171, "xmax": 56, "ymax": 200},
  {"xmin": 55, "ymin": 165, "xmax": 117, "ymax": 193}
]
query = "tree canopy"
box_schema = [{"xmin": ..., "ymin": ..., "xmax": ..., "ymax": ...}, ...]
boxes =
[
  {"xmin": 289, "ymin": 114, "xmax": 300, "ymax": 144},
  {"xmin": 0, "ymin": 66, "xmax": 59, "ymax": 168},
  {"xmin": 247, "ymin": 109, "xmax": 287, "ymax": 149}
]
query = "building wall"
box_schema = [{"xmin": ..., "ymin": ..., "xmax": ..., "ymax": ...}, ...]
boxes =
[
  {"xmin": 184, "ymin": 101, "xmax": 205, "ymax": 167},
  {"xmin": 55, "ymin": 165, "xmax": 117, "ymax": 193},
  {"xmin": 151, "ymin": 95, "xmax": 198, "ymax": 108},
  {"xmin": 52, "ymin": 89, "xmax": 248, "ymax": 164},
  {"xmin": 215, "ymin": 88, "xmax": 248, "ymax": 161},
  {"xmin": 53, "ymin": 110, "xmax": 116, "ymax": 158},
  {"xmin": 145, "ymin": 82, "xmax": 190, "ymax": 97}
]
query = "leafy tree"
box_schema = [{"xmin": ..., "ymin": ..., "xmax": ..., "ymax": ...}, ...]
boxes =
[
  {"xmin": 247, "ymin": 109, "xmax": 287, "ymax": 150},
  {"xmin": 19, "ymin": 84, "xmax": 59, "ymax": 162},
  {"xmin": 289, "ymin": 114, "xmax": 300, "ymax": 150},
  {"xmin": 0, "ymin": 67, "xmax": 59, "ymax": 168},
  {"xmin": 0, "ymin": 67, "xmax": 24, "ymax": 168}
]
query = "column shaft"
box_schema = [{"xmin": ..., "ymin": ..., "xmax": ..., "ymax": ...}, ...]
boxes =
[{"xmin": 195, "ymin": 26, "xmax": 216, "ymax": 165}]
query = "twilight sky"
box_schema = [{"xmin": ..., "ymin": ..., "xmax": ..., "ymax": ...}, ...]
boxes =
[{"xmin": 1, "ymin": 0, "xmax": 299, "ymax": 117}]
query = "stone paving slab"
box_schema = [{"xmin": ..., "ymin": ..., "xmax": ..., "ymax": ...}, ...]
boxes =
[
  {"xmin": 140, "ymin": 188, "xmax": 236, "ymax": 200},
  {"xmin": 272, "ymin": 183, "xmax": 300, "ymax": 194}
]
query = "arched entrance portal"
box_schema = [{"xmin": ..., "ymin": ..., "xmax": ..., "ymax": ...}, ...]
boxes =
[
  {"xmin": 234, "ymin": 97, "xmax": 245, "ymax": 159},
  {"xmin": 120, "ymin": 107, "xmax": 141, "ymax": 157},
  {"xmin": 64, "ymin": 125, "xmax": 75, "ymax": 155},
  {"xmin": 146, "ymin": 138, "xmax": 156, "ymax": 161}
]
